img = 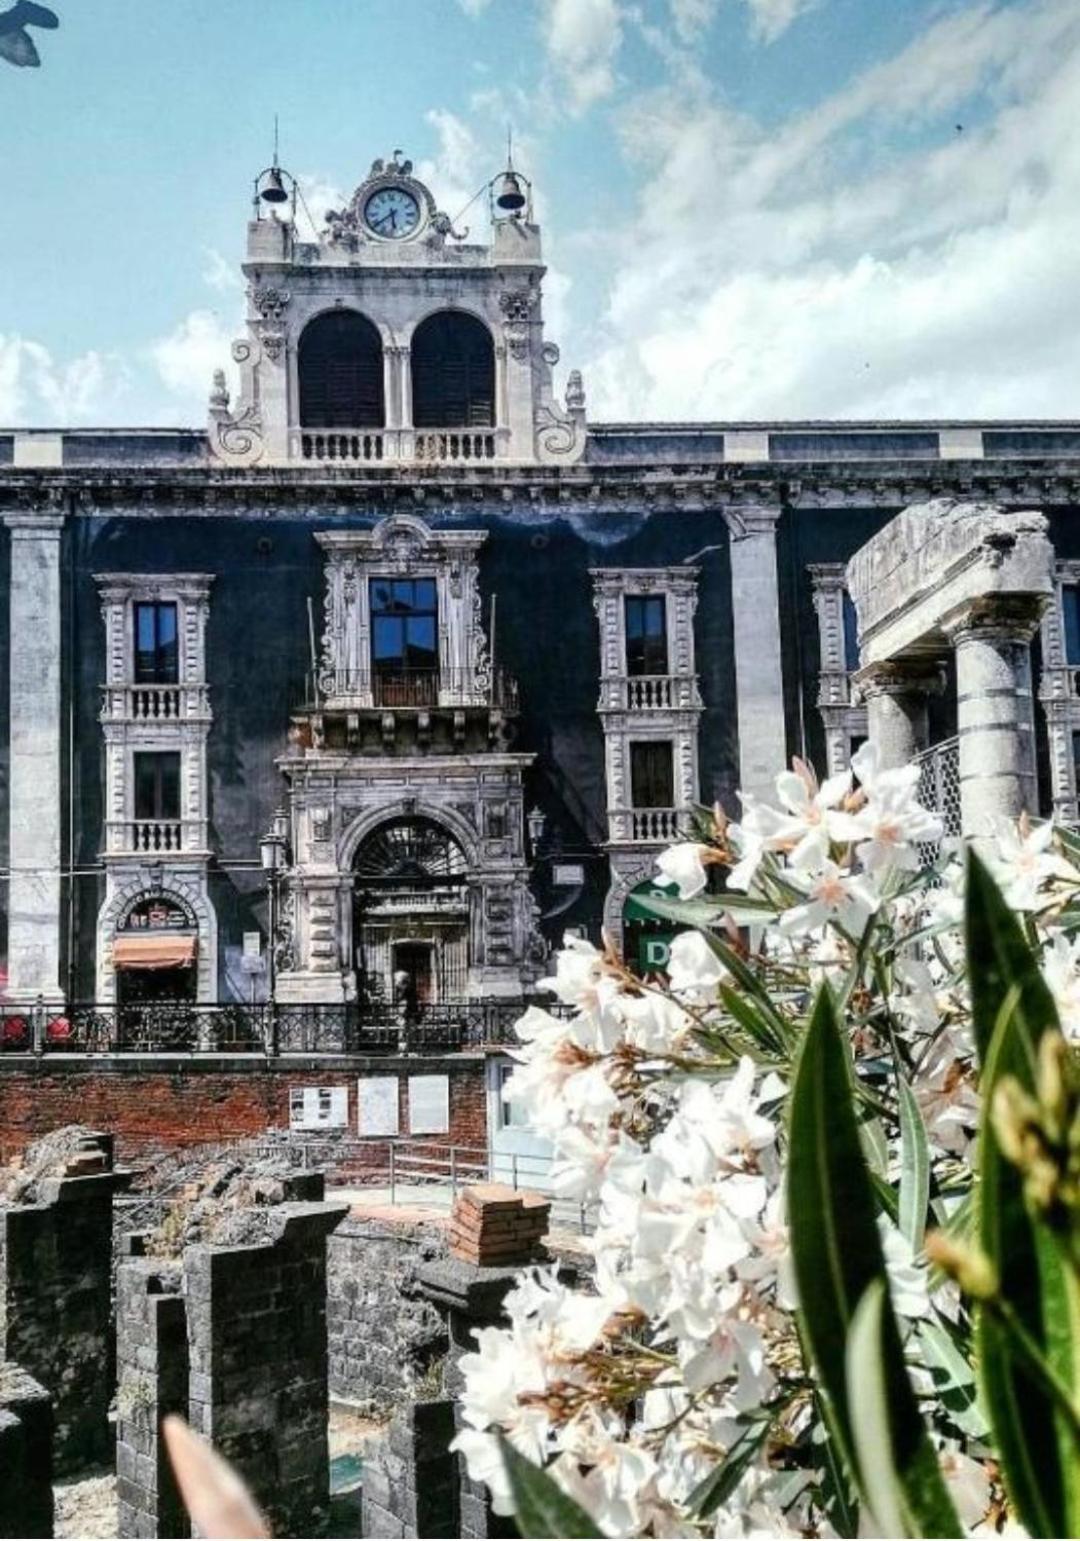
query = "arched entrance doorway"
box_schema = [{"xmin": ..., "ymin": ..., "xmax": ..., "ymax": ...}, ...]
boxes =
[
  {"xmin": 352, "ymin": 817, "xmax": 469, "ymax": 1008},
  {"xmin": 113, "ymin": 892, "xmax": 199, "ymax": 1005}
]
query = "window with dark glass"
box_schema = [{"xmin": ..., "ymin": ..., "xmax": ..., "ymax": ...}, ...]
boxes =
[
  {"xmin": 134, "ymin": 752, "xmax": 180, "ymax": 821},
  {"xmin": 370, "ymin": 578, "xmax": 439, "ymax": 703},
  {"xmin": 625, "ymin": 596, "xmax": 668, "ymax": 676},
  {"xmin": 134, "ymin": 602, "xmax": 178, "ymax": 684},
  {"xmin": 411, "ymin": 312, "xmax": 495, "ymax": 428},
  {"xmin": 298, "ymin": 311, "xmax": 385, "ymax": 429},
  {"xmin": 842, "ymin": 592, "xmax": 860, "ymax": 673},
  {"xmin": 630, "ymin": 741, "xmax": 675, "ymax": 809},
  {"xmin": 1063, "ymin": 585, "xmax": 1080, "ymax": 666}
]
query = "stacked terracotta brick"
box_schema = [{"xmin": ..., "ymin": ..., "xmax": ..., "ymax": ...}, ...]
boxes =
[{"xmin": 449, "ymin": 1184, "xmax": 551, "ymax": 1267}]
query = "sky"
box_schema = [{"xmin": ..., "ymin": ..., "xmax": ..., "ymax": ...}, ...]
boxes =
[{"xmin": 3, "ymin": 0, "xmax": 1080, "ymax": 426}]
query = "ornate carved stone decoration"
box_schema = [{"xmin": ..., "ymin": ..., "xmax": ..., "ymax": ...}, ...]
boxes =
[{"xmin": 251, "ymin": 286, "xmax": 291, "ymax": 324}]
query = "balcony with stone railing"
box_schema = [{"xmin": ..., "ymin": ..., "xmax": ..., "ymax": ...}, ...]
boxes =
[
  {"xmin": 290, "ymin": 426, "xmax": 509, "ymax": 466},
  {"xmin": 100, "ymin": 683, "xmax": 211, "ymax": 724},
  {"xmin": 609, "ymin": 807, "xmax": 685, "ymax": 844},
  {"xmin": 598, "ymin": 675, "xmax": 702, "ymax": 712},
  {"xmin": 103, "ymin": 818, "xmax": 208, "ymax": 857}
]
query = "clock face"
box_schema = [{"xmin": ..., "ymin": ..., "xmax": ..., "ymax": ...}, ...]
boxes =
[{"xmin": 364, "ymin": 186, "xmax": 421, "ymax": 239}]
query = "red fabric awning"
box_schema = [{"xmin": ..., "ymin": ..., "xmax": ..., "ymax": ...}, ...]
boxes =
[{"xmin": 113, "ymin": 934, "xmax": 197, "ymax": 970}]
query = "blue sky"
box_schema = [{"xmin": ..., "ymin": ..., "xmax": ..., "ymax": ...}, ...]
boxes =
[{"xmin": 3, "ymin": 0, "xmax": 1079, "ymax": 425}]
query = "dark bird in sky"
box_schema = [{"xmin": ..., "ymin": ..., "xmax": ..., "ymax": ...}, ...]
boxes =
[{"xmin": 0, "ymin": 1, "xmax": 59, "ymax": 68}]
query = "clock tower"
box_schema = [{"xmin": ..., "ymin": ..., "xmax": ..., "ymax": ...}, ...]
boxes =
[{"xmin": 208, "ymin": 149, "xmax": 586, "ymax": 467}]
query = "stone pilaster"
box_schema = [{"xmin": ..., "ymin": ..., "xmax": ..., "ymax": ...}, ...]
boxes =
[
  {"xmin": 853, "ymin": 659, "xmax": 943, "ymax": 770},
  {"xmin": 945, "ymin": 596, "xmax": 1045, "ymax": 837},
  {"xmin": 724, "ymin": 506, "xmax": 787, "ymax": 803},
  {"xmin": 5, "ymin": 513, "xmax": 65, "ymax": 1002}
]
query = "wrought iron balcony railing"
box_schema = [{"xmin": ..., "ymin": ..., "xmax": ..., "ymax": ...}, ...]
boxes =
[
  {"xmin": 306, "ymin": 665, "xmax": 519, "ymax": 712},
  {"xmin": 0, "ymin": 998, "xmax": 553, "ymax": 1058}
]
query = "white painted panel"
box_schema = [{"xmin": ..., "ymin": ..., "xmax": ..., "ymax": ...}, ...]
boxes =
[
  {"xmin": 358, "ymin": 1075, "xmax": 400, "ymax": 1137},
  {"xmin": 408, "ymin": 1073, "xmax": 449, "ymax": 1135}
]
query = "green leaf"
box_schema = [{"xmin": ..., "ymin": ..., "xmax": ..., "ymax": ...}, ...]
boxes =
[
  {"xmin": 966, "ymin": 850, "xmax": 1080, "ymax": 1538},
  {"xmin": 917, "ymin": 1318, "xmax": 989, "ymax": 1440},
  {"xmin": 846, "ymin": 1280, "xmax": 963, "ymax": 1539},
  {"xmin": 687, "ymin": 1417, "xmax": 772, "ymax": 1519},
  {"xmin": 630, "ymin": 890, "xmax": 778, "ymax": 929},
  {"xmin": 788, "ymin": 987, "xmax": 961, "ymax": 1537},
  {"xmin": 497, "ymin": 1436, "xmax": 603, "ymax": 1540},
  {"xmin": 897, "ymin": 1071, "xmax": 931, "ymax": 1249}
]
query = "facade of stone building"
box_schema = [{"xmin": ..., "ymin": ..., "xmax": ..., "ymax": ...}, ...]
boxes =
[{"xmin": 4, "ymin": 146, "xmax": 1080, "ymax": 1036}]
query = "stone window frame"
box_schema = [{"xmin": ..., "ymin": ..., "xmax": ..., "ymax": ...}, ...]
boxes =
[
  {"xmin": 315, "ymin": 514, "xmax": 492, "ymax": 708},
  {"xmin": 809, "ymin": 563, "xmax": 868, "ymax": 777},
  {"xmin": 590, "ymin": 568, "xmax": 703, "ymax": 846},
  {"xmin": 95, "ymin": 573, "xmax": 214, "ymax": 691},
  {"xmin": 1039, "ymin": 560, "xmax": 1080, "ymax": 823},
  {"xmin": 95, "ymin": 574, "xmax": 214, "ymax": 857}
]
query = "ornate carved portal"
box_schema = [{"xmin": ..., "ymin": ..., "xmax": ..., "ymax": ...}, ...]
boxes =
[{"xmin": 273, "ymin": 514, "xmax": 538, "ymax": 1004}]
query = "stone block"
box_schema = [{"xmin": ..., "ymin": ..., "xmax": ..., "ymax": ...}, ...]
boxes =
[{"xmin": 0, "ymin": 1365, "xmax": 54, "ymax": 1539}]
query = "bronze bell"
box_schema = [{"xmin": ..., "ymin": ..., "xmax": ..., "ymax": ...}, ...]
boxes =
[
  {"xmin": 260, "ymin": 166, "xmax": 289, "ymax": 204},
  {"xmin": 494, "ymin": 170, "xmax": 526, "ymax": 213}
]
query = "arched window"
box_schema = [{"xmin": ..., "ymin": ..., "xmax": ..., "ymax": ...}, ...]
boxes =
[
  {"xmin": 298, "ymin": 311, "xmax": 385, "ymax": 428},
  {"xmin": 354, "ymin": 817, "xmax": 468, "ymax": 889},
  {"xmin": 411, "ymin": 312, "xmax": 495, "ymax": 428}
]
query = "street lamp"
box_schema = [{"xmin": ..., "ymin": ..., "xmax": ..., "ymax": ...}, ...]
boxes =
[
  {"xmin": 259, "ymin": 808, "xmax": 288, "ymax": 1003},
  {"xmin": 526, "ymin": 806, "xmax": 547, "ymax": 856}
]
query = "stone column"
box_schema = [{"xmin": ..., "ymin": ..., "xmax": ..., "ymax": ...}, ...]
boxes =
[
  {"xmin": 854, "ymin": 659, "xmax": 941, "ymax": 770},
  {"xmin": 5, "ymin": 513, "xmax": 65, "ymax": 1002},
  {"xmin": 724, "ymin": 506, "xmax": 787, "ymax": 803},
  {"xmin": 945, "ymin": 597, "xmax": 1045, "ymax": 837}
]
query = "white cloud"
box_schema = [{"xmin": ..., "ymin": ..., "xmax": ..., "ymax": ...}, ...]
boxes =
[
  {"xmin": 541, "ymin": 0, "xmax": 623, "ymax": 114},
  {"xmin": 743, "ymin": 0, "xmax": 814, "ymax": 44},
  {"xmin": 669, "ymin": 0, "xmax": 717, "ymax": 42},
  {"xmin": 580, "ymin": 0, "xmax": 1080, "ymax": 420},
  {"xmin": 150, "ymin": 310, "xmax": 237, "ymax": 406},
  {"xmin": 0, "ymin": 336, "xmax": 130, "ymax": 425},
  {"xmin": 201, "ymin": 247, "xmax": 242, "ymax": 293},
  {"xmin": 293, "ymin": 172, "xmax": 349, "ymax": 239}
]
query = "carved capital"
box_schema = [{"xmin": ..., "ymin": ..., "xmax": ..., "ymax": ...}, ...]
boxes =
[
  {"xmin": 721, "ymin": 504, "xmax": 782, "ymax": 540},
  {"xmin": 943, "ymin": 593, "xmax": 1048, "ymax": 645},
  {"xmin": 852, "ymin": 659, "xmax": 946, "ymax": 704}
]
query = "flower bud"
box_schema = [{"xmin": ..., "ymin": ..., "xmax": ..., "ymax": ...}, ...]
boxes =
[
  {"xmin": 925, "ymin": 1231, "xmax": 998, "ymax": 1299},
  {"xmin": 990, "ymin": 1077, "xmax": 1040, "ymax": 1169}
]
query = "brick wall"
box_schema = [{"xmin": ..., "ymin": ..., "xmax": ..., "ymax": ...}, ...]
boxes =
[{"xmin": 0, "ymin": 1055, "xmax": 488, "ymax": 1164}]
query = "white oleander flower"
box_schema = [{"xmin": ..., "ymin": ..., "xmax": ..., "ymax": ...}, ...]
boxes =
[
  {"xmin": 656, "ymin": 841, "xmax": 711, "ymax": 900},
  {"xmin": 539, "ymin": 932, "xmax": 622, "ymax": 1016},
  {"xmin": 1041, "ymin": 930, "xmax": 1080, "ymax": 1042},
  {"xmin": 666, "ymin": 929, "xmax": 727, "ymax": 998},
  {"xmin": 991, "ymin": 815, "xmax": 1074, "ymax": 911},
  {"xmin": 778, "ymin": 858, "xmax": 880, "ymax": 938}
]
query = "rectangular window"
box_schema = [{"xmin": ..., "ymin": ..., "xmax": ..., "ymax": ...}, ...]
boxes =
[
  {"xmin": 497, "ymin": 1061, "xmax": 528, "ymax": 1128},
  {"xmin": 134, "ymin": 752, "xmax": 180, "ymax": 821},
  {"xmin": 630, "ymin": 741, "xmax": 675, "ymax": 809},
  {"xmin": 1063, "ymin": 586, "xmax": 1080, "ymax": 666},
  {"xmin": 624, "ymin": 595, "xmax": 668, "ymax": 676},
  {"xmin": 842, "ymin": 592, "xmax": 860, "ymax": 673},
  {"xmin": 133, "ymin": 602, "xmax": 179, "ymax": 684},
  {"xmin": 370, "ymin": 578, "xmax": 439, "ymax": 703}
]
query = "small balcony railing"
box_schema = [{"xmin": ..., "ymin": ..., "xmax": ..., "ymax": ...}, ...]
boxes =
[
  {"xmin": 600, "ymin": 676, "xmax": 701, "ymax": 711},
  {"xmin": 129, "ymin": 819, "xmax": 183, "ymax": 853},
  {"xmin": 309, "ymin": 666, "xmax": 519, "ymax": 712},
  {"xmin": 100, "ymin": 684, "xmax": 210, "ymax": 723},
  {"xmin": 292, "ymin": 427, "xmax": 506, "ymax": 465},
  {"xmin": 609, "ymin": 807, "xmax": 685, "ymax": 844}
]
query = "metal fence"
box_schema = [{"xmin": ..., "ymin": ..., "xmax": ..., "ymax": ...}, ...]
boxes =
[
  {"xmin": 913, "ymin": 734, "xmax": 961, "ymax": 864},
  {"xmin": 0, "ymin": 998, "xmax": 546, "ymax": 1057}
]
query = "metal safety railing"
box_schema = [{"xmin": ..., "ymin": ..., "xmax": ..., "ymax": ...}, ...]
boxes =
[{"xmin": 0, "ymin": 998, "xmax": 554, "ymax": 1058}]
